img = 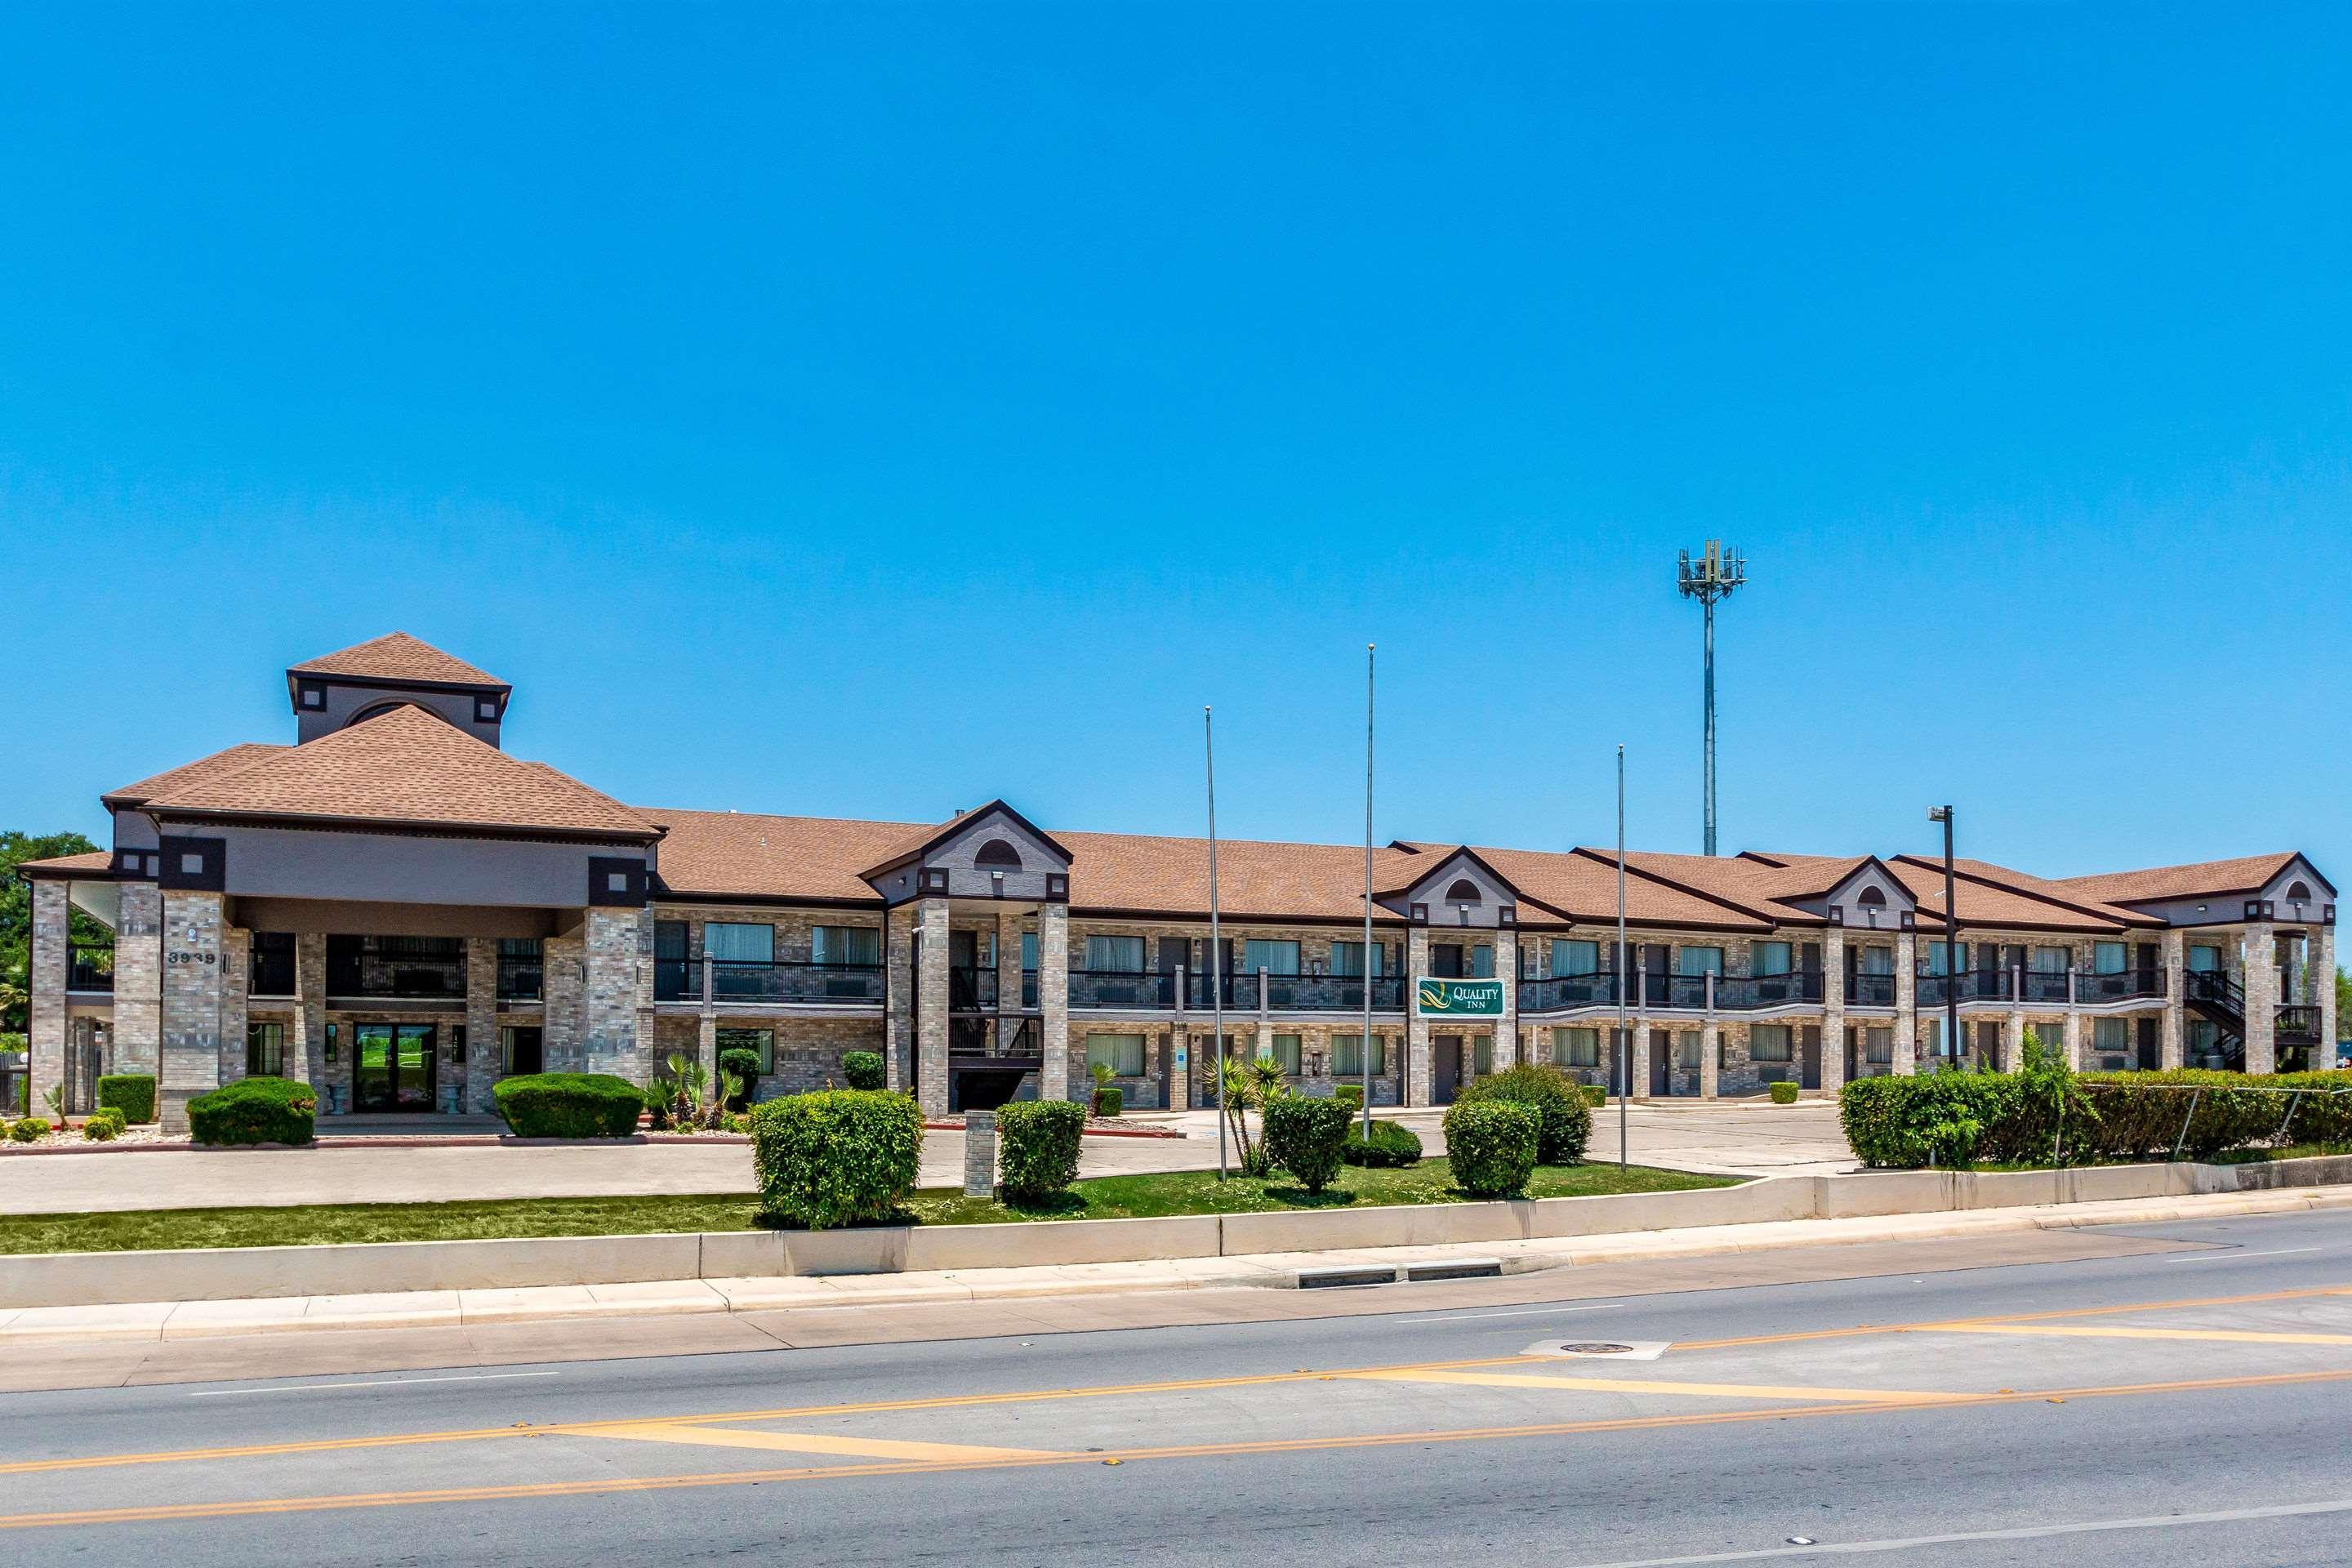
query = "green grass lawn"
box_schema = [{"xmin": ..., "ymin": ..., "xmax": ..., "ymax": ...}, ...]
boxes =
[{"xmin": 0, "ymin": 1158, "xmax": 1732, "ymax": 1256}]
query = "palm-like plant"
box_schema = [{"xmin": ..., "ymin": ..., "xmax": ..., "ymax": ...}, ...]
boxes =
[{"xmin": 1214, "ymin": 1051, "xmax": 1291, "ymax": 1177}]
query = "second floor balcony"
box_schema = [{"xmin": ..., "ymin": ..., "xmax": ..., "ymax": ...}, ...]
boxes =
[
  {"xmin": 1069, "ymin": 969, "xmax": 1176, "ymax": 1009},
  {"xmin": 1519, "ymin": 971, "xmax": 1623, "ymax": 1013},
  {"xmin": 1713, "ymin": 970, "xmax": 1825, "ymax": 1009},
  {"xmin": 1847, "ymin": 972, "xmax": 1898, "ymax": 1006},
  {"xmin": 653, "ymin": 957, "xmax": 884, "ymax": 1005},
  {"xmin": 2075, "ymin": 967, "xmax": 2166, "ymax": 1004},
  {"xmin": 326, "ymin": 936, "xmax": 465, "ymax": 1000},
  {"xmin": 67, "ymin": 944, "xmax": 114, "ymax": 992}
]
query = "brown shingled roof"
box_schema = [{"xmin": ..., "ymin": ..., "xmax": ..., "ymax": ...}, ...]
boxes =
[
  {"xmin": 1885, "ymin": 857, "xmax": 2132, "ymax": 933},
  {"xmin": 648, "ymin": 809, "xmax": 926, "ymax": 902},
  {"xmin": 2047, "ymin": 853, "xmax": 2310, "ymax": 906},
  {"xmin": 16, "ymin": 850, "xmax": 114, "ymax": 877},
  {"xmin": 102, "ymin": 743, "xmax": 290, "ymax": 806},
  {"xmin": 288, "ymin": 632, "xmax": 505, "ymax": 688},
  {"xmin": 142, "ymin": 704, "xmax": 657, "ymax": 839},
  {"xmin": 1062, "ymin": 831, "xmax": 1420, "ymax": 921}
]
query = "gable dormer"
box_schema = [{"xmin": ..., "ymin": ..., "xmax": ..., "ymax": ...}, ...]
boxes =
[
  {"xmin": 1379, "ymin": 846, "xmax": 1521, "ymax": 930},
  {"xmin": 2256, "ymin": 856, "xmax": 2337, "ymax": 926},
  {"xmin": 859, "ymin": 800, "xmax": 1073, "ymax": 906},
  {"xmin": 286, "ymin": 633, "xmax": 511, "ymax": 747},
  {"xmin": 1808, "ymin": 857, "xmax": 1918, "ymax": 933}
]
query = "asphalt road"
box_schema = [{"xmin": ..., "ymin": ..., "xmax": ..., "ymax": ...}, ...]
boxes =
[{"xmin": 7, "ymin": 1207, "xmax": 2351, "ymax": 1566}]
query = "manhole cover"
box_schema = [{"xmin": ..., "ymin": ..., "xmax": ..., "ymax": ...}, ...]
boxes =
[
  {"xmin": 1559, "ymin": 1343, "xmax": 1637, "ymax": 1356},
  {"xmin": 1525, "ymin": 1339, "xmax": 1673, "ymax": 1361}
]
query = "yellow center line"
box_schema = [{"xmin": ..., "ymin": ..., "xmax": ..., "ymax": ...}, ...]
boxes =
[
  {"xmin": 7, "ymin": 1366, "xmax": 2352, "ymax": 1531},
  {"xmin": 1349, "ymin": 1368, "xmax": 1953, "ymax": 1402},
  {"xmin": 1677, "ymin": 1282, "xmax": 2352, "ymax": 1352},
  {"xmin": 1916, "ymin": 1322, "xmax": 2352, "ymax": 1348},
  {"xmin": 589, "ymin": 1423, "xmax": 1062, "ymax": 1463}
]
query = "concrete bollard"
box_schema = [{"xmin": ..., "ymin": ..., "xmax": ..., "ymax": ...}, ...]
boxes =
[{"xmin": 964, "ymin": 1109, "xmax": 996, "ymax": 1197}]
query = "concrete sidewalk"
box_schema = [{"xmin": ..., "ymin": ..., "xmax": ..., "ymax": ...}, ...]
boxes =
[
  {"xmin": 0, "ymin": 1102, "xmax": 1857, "ymax": 1215},
  {"xmin": 7, "ymin": 1185, "xmax": 2341, "ymax": 1346}
]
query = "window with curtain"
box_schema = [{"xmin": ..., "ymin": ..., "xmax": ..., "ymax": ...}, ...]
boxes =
[
  {"xmin": 1086, "ymin": 1033, "xmax": 1147, "ymax": 1076},
  {"xmin": 717, "ymin": 1027, "xmax": 775, "ymax": 1074},
  {"xmin": 1859, "ymin": 946, "xmax": 1895, "ymax": 975},
  {"xmin": 1924, "ymin": 941, "xmax": 1963, "ymax": 977},
  {"xmin": 1085, "ymin": 934, "xmax": 1145, "ymax": 972},
  {"xmin": 1750, "ymin": 942, "xmax": 1792, "ymax": 977},
  {"xmin": 246, "ymin": 1022, "xmax": 283, "ymax": 1077},
  {"xmin": 1677, "ymin": 947, "xmax": 1723, "ymax": 977},
  {"xmin": 1864, "ymin": 1027, "xmax": 1894, "ymax": 1064},
  {"xmin": 1922, "ymin": 1018, "xmax": 1943, "ymax": 1056},
  {"xmin": 2093, "ymin": 942, "xmax": 2127, "ymax": 975},
  {"xmin": 810, "ymin": 926, "xmax": 881, "ymax": 967},
  {"xmin": 1022, "ymin": 932, "xmax": 1039, "ymax": 972},
  {"xmin": 2188, "ymin": 944, "xmax": 2222, "ymax": 973},
  {"xmin": 1673, "ymin": 1033, "xmax": 1702, "ymax": 1070},
  {"xmin": 1469, "ymin": 944, "xmax": 1494, "ymax": 978},
  {"xmin": 1243, "ymin": 939, "xmax": 1301, "ymax": 975},
  {"xmin": 1749, "ymin": 1024, "xmax": 1793, "ymax": 1062},
  {"xmin": 2032, "ymin": 946, "xmax": 2069, "ymax": 973},
  {"xmin": 1329, "ymin": 941, "xmax": 1384, "ymax": 977},
  {"xmin": 1552, "ymin": 940, "xmax": 1599, "ymax": 977},
  {"xmin": 1269, "ymin": 1034, "xmax": 1302, "ymax": 1075},
  {"xmin": 1332, "ymin": 1033, "xmax": 1387, "ymax": 1076},
  {"xmin": 704, "ymin": 923, "xmax": 774, "ymax": 964},
  {"xmin": 1552, "ymin": 1027, "xmax": 1600, "ymax": 1068},
  {"xmin": 2092, "ymin": 1018, "xmax": 2129, "ymax": 1059},
  {"xmin": 1472, "ymin": 1036, "xmax": 1493, "ymax": 1074}
]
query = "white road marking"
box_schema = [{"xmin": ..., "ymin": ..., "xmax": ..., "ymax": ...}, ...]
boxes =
[
  {"xmin": 2163, "ymin": 1246, "xmax": 2323, "ymax": 1263},
  {"xmin": 1563, "ymin": 1497, "xmax": 2352, "ymax": 1566},
  {"xmin": 1391, "ymin": 1304, "xmax": 1617, "ymax": 1325},
  {"xmin": 188, "ymin": 1371, "xmax": 561, "ymax": 1397}
]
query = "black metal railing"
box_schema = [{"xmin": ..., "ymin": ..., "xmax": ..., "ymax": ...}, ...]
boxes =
[
  {"xmin": 1953, "ymin": 969, "xmax": 2012, "ymax": 1003},
  {"xmin": 1263, "ymin": 973, "xmax": 1405, "ymax": 1011},
  {"xmin": 326, "ymin": 938, "xmax": 466, "ymax": 1000},
  {"xmin": 67, "ymin": 945, "xmax": 115, "ymax": 992},
  {"xmin": 652, "ymin": 957, "xmax": 884, "ymax": 1004},
  {"xmin": 2077, "ymin": 967, "xmax": 2164, "ymax": 1003},
  {"xmin": 1847, "ymin": 972, "xmax": 1897, "ymax": 1006},
  {"xmin": 1187, "ymin": 972, "xmax": 1261, "ymax": 1010},
  {"xmin": 247, "ymin": 947, "xmax": 296, "ymax": 998},
  {"xmin": 2021, "ymin": 969, "xmax": 2072, "ymax": 1004},
  {"xmin": 949, "ymin": 966, "xmax": 1000, "ymax": 1011},
  {"xmin": 1649, "ymin": 973, "xmax": 1710, "ymax": 1009},
  {"xmin": 1519, "ymin": 971, "xmax": 1623, "ymax": 1013},
  {"xmin": 1714, "ymin": 971, "xmax": 1824, "ymax": 1009},
  {"xmin": 2276, "ymin": 1005, "xmax": 2323, "ymax": 1045},
  {"xmin": 2184, "ymin": 969, "xmax": 2242, "ymax": 1013},
  {"xmin": 497, "ymin": 953, "xmax": 544, "ymax": 1001},
  {"xmin": 1069, "ymin": 969, "xmax": 1176, "ymax": 1009}
]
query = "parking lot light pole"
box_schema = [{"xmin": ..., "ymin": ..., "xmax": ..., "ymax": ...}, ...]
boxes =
[{"xmin": 1929, "ymin": 804, "xmax": 1958, "ymax": 1071}]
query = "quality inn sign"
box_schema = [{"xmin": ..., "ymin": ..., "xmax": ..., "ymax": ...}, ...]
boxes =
[{"xmin": 1414, "ymin": 978, "xmax": 1506, "ymax": 1018}]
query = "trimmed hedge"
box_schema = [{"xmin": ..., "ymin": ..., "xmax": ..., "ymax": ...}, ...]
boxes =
[
  {"xmin": 1457, "ymin": 1063, "xmax": 1592, "ymax": 1165},
  {"xmin": 996, "ymin": 1098, "xmax": 1086, "ymax": 1201},
  {"xmin": 493, "ymin": 1073, "xmax": 646, "ymax": 1139},
  {"xmin": 9, "ymin": 1117, "xmax": 47, "ymax": 1143},
  {"xmin": 840, "ymin": 1051, "xmax": 885, "ymax": 1091},
  {"xmin": 82, "ymin": 1109, "xmax": 123, "ymax": 1141},
  {"xmin": 1579, "ymin": 1085, "xmax": 1606, "ymax": 1108},
  {"xmin": 1091, "ymin": 1086, "xmax": 1125, "ymax": 1117},
  {"xmin": 1343, "ymin": 1117, "xmax": 1423, "ymax": 1168},
  {"xmin": 189, "ymin": 1076, "xmax": 316, "ymax": 1147},
  {"xmin": 1262, "ymin": 1094, "xmax": 1354, "ymax": 1192},
  {"xmin": 97, "ymin": 1073, "xmax": 157, "ymax": 1125},
  {"xmin": 1445, "ymin": 1100, "xmax": 1539, "ymax": 1196},
  {"xmin": 1841, "ymin": 1065, "xmax": 2352, "ymax": 1169},
  {"xmin": 1334, "ymin": 1084, "xmax": 1365, "ymax": 1110},
  {"xmin": 751, "ymin": 1089, "xmax": 924, "ymax": 1229},
  {"xmin": 1769, "ymin": 1081, "xmax": 1800, "ymax": 1105}
]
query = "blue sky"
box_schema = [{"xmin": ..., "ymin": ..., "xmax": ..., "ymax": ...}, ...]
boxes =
[{"xmin": 4, "ymin": 3, "xmax": 2347, "ymax": 881}]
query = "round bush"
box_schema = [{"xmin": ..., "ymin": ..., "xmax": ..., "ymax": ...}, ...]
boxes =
[
  {"xmin": 751, "ymin": 1089, "xmax": 924, "ymax": 1229},
  {"xmin": 718, "ymin": 1048, "xmax": 764, "ymax": 1109},
  {"xmin": 840, "ymin": 1050, "xmax": 886, "ymax": 1091},
  {"xmin": 1457, "ymin": 1063, "xmax": 1592, "ymax": 1164},
  {"xmin": 1444, "ymin": 1100, "xmax": 1539, "ymax": 1196},
  {"xmin": 1091, "ymin": 1085, "xmax": 1124, "ymax": 1117},
  {"xmin": 8, "ymin": 1116, "xmax": 48, "ymax": 1143},
  {"xmin": 1769, "ymin": 1080, "xmax": 1800, "ymax": 1104},
  {"xmin": 1343, "ymin": 1117, "xmax": 1423, "ymax": 1168},
  {"xmin": 493, "ymin": 1073, "xmax": 645, "ymax": 1138},
  {"xmin": 1262, "ymin": 1095, "xmax": 1354, "ymax": 1192},
  {"xmin": 189, "ymin": 1076, "xmax": 317, "ymax": 1147},
  {"xmin": 1334, "ymin": 1083, "xmax": 1365, "ymax": 1110},
  {"xmin": 96, "ymin": 1073, "xmax": 158, "ymax": 1125},
  {"xmin": 996, "ymin": 1098, "xmax": 1086, "ymax": 1201}
]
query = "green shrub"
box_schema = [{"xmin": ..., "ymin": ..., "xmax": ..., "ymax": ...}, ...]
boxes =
[
  {"xmin": 1445, "ymin": 1100, "xmax": 1539, "ymax": 1196},
  {"xmin": 1334, "ymin": 1083, "xmax": 1365, "ymax": 1110},
  {"xmin": 1261, "ymin": 1094, "xmax": 1353, "ymax": 1192},
  {"xmin": 718, "ymin": 1049, "xmax": 764, "ymax": 1110},
  {"xmin": 188, "ymin": 1076, "xmax": 316, "ymax": 1147},
  {"xmin": 493, "ymin": 1073, "xmax": 645, "ymax": 1139},
  {"xmin": 996, "ymin": 1098, "xmax": 1086, "ymax": 1202},
  {"xmin": 1343, "ymin": 1117, "xmax": 1423, "ymax": 1168},
  {"xmin": 82, "ymin": 1112, "xmax": 120, "ymax": 1142},
  {"xmin": 1769, "ymin": 1080, "xmax": 1799, "ymax": 1105},
  {"xmin": 751, "ymin": 1089, "xmax": 924, "ymax": 1229},
  {"xmin": 1091, "ymin": 1085, "xmax": 1124, "ymax": 1117},
  {"xmin": 1579, "ymin": 1084, "xmax": 1606, "ymax": 1107},
  {"xmin": 96, "ymin": 1073, "xmax": 158, "ymax": 1125},
  {"xmin": 840, "ymin": 1051, "xmax": 885, "ymax": 1091},
  {"xmin": 8, "ymin": 1116, "xmax": 47, "ymax": 1143},
  {"xmin": 1457, "ymin": 1062, "xmax": 1592, "ymax": 1164}
]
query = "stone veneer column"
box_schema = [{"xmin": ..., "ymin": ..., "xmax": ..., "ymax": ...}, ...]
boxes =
[
  {"xmin": 218, "ymin": 926, "xmax": 250, "ymax": 1083},
  {"xmin": 113, "ymin": 881, "xmax": 163, "ymax": 1077},
  {"xmin": 581, "ymin": 909, "xmax": 642, "ymax": 1083},
  {"xmin": 1405, "ymin": 925, "xmax": 1432, "ymax": 1107},
  {"xmin": 2242, "ymin": 920, "xmax": 2277, "ymax": 1073},
  {"xmin": 1893, "ymin": 932, "xmax": 1918, "ymax": 1076},
  {"xmin": 157, "ymin": 891, "xmax": 225, "ymax": 1134},
  {"xmin": 1699, "ymin": 1019, "xmax": 1720, "ymax": 1098},
  {"xmin": 883, "ymin": 904, "xmax": 915, "ymax": 1093},
  {"xmin": 292, "ymin": 932, "xmax": 327, "ymax": 1092},
  {"xmin": 1630, "ymin": 947, "xmax": 1652, "ymax": 1098},
  {"xmin": 996, "ymin": 910, "xmax": 1023, "ymax": 1031},
  {"xmin": 1820, "ymin": 926, "xmax": 1846, "ymax": 1095},
  {"xmin": 2318, "ymin": 923, "xmax": 2338, "ymax": 1067},
  {"xmin": 1038, "ymin": 900, "xmax": 1070, "ymax": 1103},
  {"xmin": 2158, "ymin": 928, "xmax": 2186, "ymax": 1071},
  {"xmin": 26, "ymin": 880, "xmax": 68, "ymax": 1113},
  {"xmin": 915, "ymin": 897, "xmax": 950, "ymax": 1116},
  {"xmin": 464, "ymin": 937, "xmax": 499, "ymax": 1112},
  {"xmin": 1493, "ymin": 929, "xmax": 1518, "ymax": 1069},
  {"xmin": 542, "ymin": 932, "xmax": 584, "ymax": 1071}
]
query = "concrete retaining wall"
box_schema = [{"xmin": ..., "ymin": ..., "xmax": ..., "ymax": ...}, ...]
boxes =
[{"xmin": 5, "ymin": 1156, "xmax": 2346, "ymax": 1310}]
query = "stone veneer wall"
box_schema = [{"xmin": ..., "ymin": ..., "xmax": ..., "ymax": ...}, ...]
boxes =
[
  {"xmin": 112, "ymin": 881, "xmax": 163, "ymax": 1078},
  {"xmin": 581, "ymin": 908, "xmax": 642, "ymax": 1080},
  {"xmin": 26, "ymin": 880, "xmax": 68, "ymax": 1111},
  {"xmin": 157, "ymin": 890, "xmax": 225, "ymax": 1133}
]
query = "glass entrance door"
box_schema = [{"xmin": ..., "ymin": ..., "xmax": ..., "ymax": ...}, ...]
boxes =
[{"xmin": 354, "ymin": 1024, "xmax": 437, "ymax": 1111}]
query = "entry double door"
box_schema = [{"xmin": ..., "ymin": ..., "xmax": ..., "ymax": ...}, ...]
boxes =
[{"xmin": 354, "ymin": 1024, "xmax": 436, "ymax": 1112}]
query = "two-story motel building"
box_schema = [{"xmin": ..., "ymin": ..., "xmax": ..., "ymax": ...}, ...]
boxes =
[{"xmin": 17, "ymin": 635, "xmax": 2340, "ymax": 1131}]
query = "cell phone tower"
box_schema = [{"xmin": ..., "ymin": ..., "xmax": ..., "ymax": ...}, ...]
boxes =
[{"xmin": 1677, "ymin": 541, "xmax": 1746, "ymax": 856}]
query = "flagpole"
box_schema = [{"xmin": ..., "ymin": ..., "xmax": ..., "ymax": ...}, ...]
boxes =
[
  {"xmin": 1361, "ymin": 644, "xmax": 1375, "ymax": 1139},
  {"xmin": 1207, "ymin": 706, "xmax": 1227, "ymax": 1180},
  {"xmin": 1616, "ymin": 743, "xmax": 1629, "ymax": 1171}
]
